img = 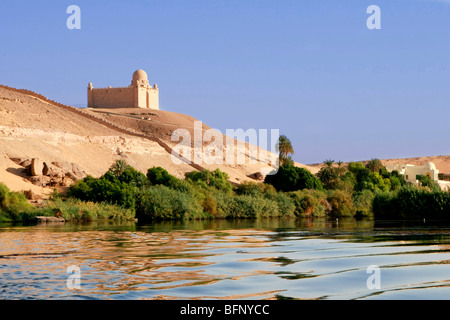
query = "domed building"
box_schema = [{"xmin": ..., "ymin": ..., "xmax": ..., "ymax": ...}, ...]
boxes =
[
  {"xmin": 131, "ymin": 69, "xmax": 150, "ymax": 86},
  {"xmin": 87, "ymin": 69, "xmax": 159, "ymax": 109},
  {"xmin": 386, "ymin": 162, "xmax": 439, "ymax": 184},
  {"xmin": 425, "ymin": 162, "xmax": 437, "ymax": 171}
]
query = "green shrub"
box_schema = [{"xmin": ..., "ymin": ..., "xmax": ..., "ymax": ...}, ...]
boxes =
[
  {"xmin": 348, "ymin": 162, "xmax": 391, "ymax": 192},
  {"xmin": 265, "ymin": 164, "xmax": 323, "ymax": 192},
  {"xmin": 372, "ymin": 186, "xmax": 450, "ymax": 219},
  {"xmin": 234, "ymin": 182, "xmax": 294, "ymax": 217},
  {"xmin": 270, "ymin": 192, "xmax": 295, "ymax": 217},
  {"xmin": 68, "ymin": 174, "xmax": 136, "ymax": 209},
  {"xmin": 0, "ymin": 183, "xmax": 35, "ymax": 222},
  {"xmin": 289, "ymin": 189, "xmax": 329, "ymax": 217},
  {"xmin": 188, "ymin": 186, "xmax": 219, "ymax": 217},
  {"xmin": 353, "ymin": 190, "xmax": 375, "ymax": 216},
  {"xmin": 0, "ymin": 183, "xmax": 10, "ymax": 207},
  {"xmin": 0, "ymin": 209, "xmax": 11, "ymax": 223},
  {"xmin": 201, "ymin": 193, "xmax": 218, "ymax": 216},
  {"xmin": 185, "ymin": 169, "xmax": 233, "ymax": 192},
  {"xmin": 416, "ymin": 175, "xmax": 441, "ymax": 192},
  {"xmin": 389, "ymin": 170, "xmax": 406, "ymax": 190},
  {"xmin": 235, "ymin": 181, "xmax": 276, "ymax": 197},
  {"xmin": 372, "ymin": 191, "xmax": 396, "ymax": 219},
  {"xmin": 210, "ymin": 191, "xmax": 293, "ymax": 219},
  {"xmin": 211, "ymin": 191, "xmax": 235, "ymax": 218},
  {"xmin": 147, "ymin": 167, "xmax": 191, "ymax": 192},
  {"xmin": 327, "ymin": 190, "xmax": 356, "ymax": 217},
  {"xmin": 147, "ymin": 166, "xmax": 177, "ymax": 186},
  {"xmin": 136, "ymin": 185, "xmax": 204, "ymax": 221},
  {"xmin": 230, "ymin": 195, "xmax": 279, "ymax": 218},
  {"xmin": 118, "ymin": 167, "xmax": 148, "ymax": 188},
  {"xmin": 39, "ymin": 198, "xmax": 135, "ymax": 221}
]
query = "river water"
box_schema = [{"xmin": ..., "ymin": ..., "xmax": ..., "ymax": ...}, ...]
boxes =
[{"xmin": 0, "ymin": 218, "xmax": 449, "ymax": 300}]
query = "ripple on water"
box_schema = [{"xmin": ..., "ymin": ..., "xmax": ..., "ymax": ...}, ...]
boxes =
[{"xmin": 0, "ymin": 219, "xmax": 450, "ymax": 300}]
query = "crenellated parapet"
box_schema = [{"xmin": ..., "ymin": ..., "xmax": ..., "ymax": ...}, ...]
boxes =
[{"xmin": 88, "ymin": 86, "xmax": 133, "ymax": 90}]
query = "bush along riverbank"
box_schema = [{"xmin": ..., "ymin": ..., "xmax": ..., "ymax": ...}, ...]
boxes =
[
  {"xmin": 2, "ymin": 158, "xmax": 449, "ymax": 223},
  {"xmin": 0, "ymin": 182, "xmax": 135, "ymax": 223}
]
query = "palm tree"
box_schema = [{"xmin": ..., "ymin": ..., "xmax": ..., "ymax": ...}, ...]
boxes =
[
  {"xmin": 366, "ymin": 158, "xmax": 383, "ymax": 173},
  {"xmin": 323, "ymin": 159, "xmax": 335, "ymax": 168},
  {"xmin": 317, "ymin": 159, "xmax": 338, "ymax": 189},
  {"xmin": 336, "ymin": 160, "xmax": 346, "ymax": 177},
  {"xmin": 109, "ymin": 159, "xmax": 131, "ymax": 178},
  {"xmin": 276, "ymin": 135, "xmax": 294, "ymax": 166}
]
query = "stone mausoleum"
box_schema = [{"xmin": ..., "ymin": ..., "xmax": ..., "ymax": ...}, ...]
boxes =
[{"xmin": 87, "ymin": 69, "xmax": 159, "ymax": 109}]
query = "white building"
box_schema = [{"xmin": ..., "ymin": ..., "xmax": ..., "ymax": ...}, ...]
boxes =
[{"xmin": 386, "ymin": 162, "xmax": 439, "ymax": 184}]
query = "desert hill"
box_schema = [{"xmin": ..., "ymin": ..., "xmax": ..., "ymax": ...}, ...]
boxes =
[
  {"xmin": 0, "ymin": 85, "xmax": 313, "ymax": 199},
  {"xmin": 308, "ymin": 156, "xmax": 450, "ymax": 174}
]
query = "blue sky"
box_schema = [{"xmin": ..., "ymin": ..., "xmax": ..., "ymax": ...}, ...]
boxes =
[{"xmin": 0, "ymin": 0, "xmax": 449, "ymax": 164}]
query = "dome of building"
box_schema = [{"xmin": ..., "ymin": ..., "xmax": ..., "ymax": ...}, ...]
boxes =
[
  {"xmin": 425, "ymin": 162, "xmax": 436, "ymax": 170},
  {"xmin": 132, "ymin": 69, "xmax": 148, "ymax": 82}
]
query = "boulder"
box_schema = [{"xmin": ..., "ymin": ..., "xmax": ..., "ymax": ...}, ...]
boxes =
[
  {"xmin": 19, "ymin": 159, "xmax": 31, "ymax": 167},
  {"xmin": 42, "ymin": 162, "xmax": 51, "ymax": 176},
  {"xmin": 43, "ymin": 162, "xmax": 63, "ymax": 176},
  {"xmin": 248, "ymin": 172, "xmax": 264, "ymax": 181},
  {"xmin": 28, "ymin": 175, "xmax": 51, "ymax": 187},
  {"xmin": 71, "ymin": 163, "xmax": 87, "ymax": 179},
  {"xmin": 65, "ymin": 172, "xmax": 78, "ymax": 181},
  {"xmin": 51, "ymin": 161, "xmax": 72, "ymax": 172},
  {"xmin": 23, "ymin": 189, "xmax": 41, "ymax": 200},
  {"xmin": 60, "ymin": 176, "xmax": 74, "ymax": 187},
  {"xmin": 8, "ymin": 156, "xmax": 28, "ymax": 165},
  {"xmin": 52, "ymin": 161, "xmax": 86, "ymax": 180},
  {"xmin": 31, "ymin": 158, "xmax": 44, "ymax": 176}
]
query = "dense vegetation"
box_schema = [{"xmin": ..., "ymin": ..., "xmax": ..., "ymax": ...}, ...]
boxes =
[
  {"xmin": 0, "ymin": 181, "xmax": 134, "ymax": 223},
  {"xmin": 65, "ymin": 156, "xmax": 450, "ymax": 221},
  {"xmin": 0, "ymin": 139, "xmax": 448, "ymax": 223},
  {"xmin": 67, "ymin": 164, "xmax": 297, "ymax": 221}
]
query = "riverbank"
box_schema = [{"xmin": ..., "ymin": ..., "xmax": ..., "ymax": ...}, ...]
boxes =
[{"xmin": 1, "ymin": 160, "xmax": 449, "ymax": 223}]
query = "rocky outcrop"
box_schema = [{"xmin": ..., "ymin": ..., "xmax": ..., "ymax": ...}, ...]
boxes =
[
  {"xmin": 248, "ymin": 172, "xmax": 264, "ymax": 181},
  {"xmin": 10, "ymin": 156, "xmax": 87, "ymax": 187},
  {"xmin": 31, "ymin": 158, "xmax": 44, "ymax": 176}
]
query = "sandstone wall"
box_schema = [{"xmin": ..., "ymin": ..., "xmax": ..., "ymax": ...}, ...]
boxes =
[
  {"xmin": 89, "ymin": 87, "xmax": 134, "ymax": 108},
  {"xmin": 88, "ymin": 86, "xmax": 159, "ymax": 109}
]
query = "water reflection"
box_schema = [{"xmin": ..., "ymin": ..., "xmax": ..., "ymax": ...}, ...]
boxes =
[{"xmin": 0, "ymin": 218, "xmax": 449, "ymax": 300}]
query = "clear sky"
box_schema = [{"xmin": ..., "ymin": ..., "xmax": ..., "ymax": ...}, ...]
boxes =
[{"xmin": 0, "ymin": 0, "xmax": 449, "ymax": 164}]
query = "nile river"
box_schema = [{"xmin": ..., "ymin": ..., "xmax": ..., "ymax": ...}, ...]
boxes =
[{"xmin": 1, "ymin": 218, "xmax": 449, "ymax": 300}]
